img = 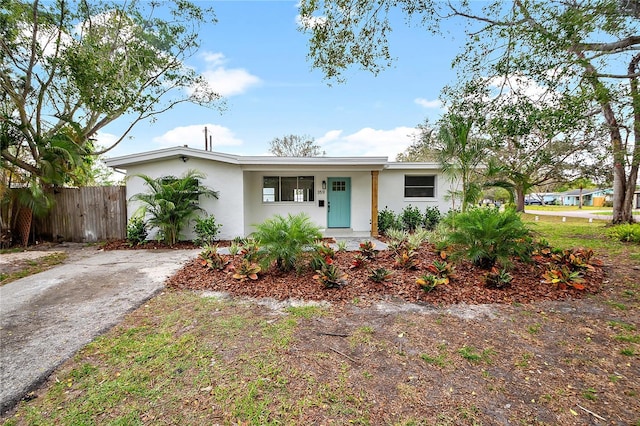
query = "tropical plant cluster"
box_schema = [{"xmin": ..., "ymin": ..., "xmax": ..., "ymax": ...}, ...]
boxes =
[{"xmin": 182, "ymin": 208, "xmax": 602, "ymax": 301}]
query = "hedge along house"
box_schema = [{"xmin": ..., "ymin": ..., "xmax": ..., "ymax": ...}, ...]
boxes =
[{"xmin": 105, "ymin": 146, "xmax": 454, "ymax": 241}]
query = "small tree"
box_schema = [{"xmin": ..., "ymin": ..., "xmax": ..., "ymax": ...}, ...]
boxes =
[
  {"xmin": 268, "ymin": 134, "xmax": 325, "ymax": 157},
  {"xmin": 130, "ymin": 170, "xmax": 219, "ymax": 246}
]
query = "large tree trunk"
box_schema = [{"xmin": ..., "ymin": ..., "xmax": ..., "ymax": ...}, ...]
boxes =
[
  {"xmin": 16, "ymin": 206, "xmax": 32, "ymax": 247},
  {"xmin": 515, "ymin": 187, "xmax": 525, "ymax": 212},
  {"xmin": 581, "ymin": 55, "xmax": 636, "ymax": 223}
]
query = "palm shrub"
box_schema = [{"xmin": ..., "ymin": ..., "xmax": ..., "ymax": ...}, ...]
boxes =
[
  {"xmin": 130, "ymin": 170, "xmax": 219, "ymax": 246},
  {"xmin": 443, "ymin": 207, "xmax": 531, "ymax": 270},
  {"xmin": 252, "ymin": 213, "xmax": 322, "ymax": 272}
]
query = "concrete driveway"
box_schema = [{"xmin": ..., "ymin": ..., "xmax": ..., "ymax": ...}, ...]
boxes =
[{"xmin": 0, "ymin": 248, "xmax": 199, "ymax": 414}]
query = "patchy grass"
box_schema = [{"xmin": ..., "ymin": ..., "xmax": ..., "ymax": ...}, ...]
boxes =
[{"xmin": 0, "ymin": 253, "xmax": 68, "ymax": 286}]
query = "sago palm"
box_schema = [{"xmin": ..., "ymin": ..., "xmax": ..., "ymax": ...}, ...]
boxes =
[
  {"xmin": 444, "ymin": 207, "xmax": 531, "ymax": 270},
  {"xmin": 252, "ymin": 213, "xmax": 322, "ymax": 272}
]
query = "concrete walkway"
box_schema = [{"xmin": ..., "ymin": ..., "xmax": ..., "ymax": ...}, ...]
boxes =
[{"xmin": 0, "ymin": 248, "xmax": 199, "ymax": 414}]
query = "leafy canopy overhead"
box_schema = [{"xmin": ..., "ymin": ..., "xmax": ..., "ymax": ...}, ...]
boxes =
[
  {"xmin": 299, "ymin": 0, "xmax": 640, "ymax": 223},
  {"xmin": 1, "ymin": 0, "xmax": 223, "ymax": 187}
]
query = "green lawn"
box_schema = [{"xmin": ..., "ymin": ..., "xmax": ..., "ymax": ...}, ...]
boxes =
[
  {"xmin": 524, "ymin": 205, "xmax": 607, "ymax": 211},
  {"xmin": 523, "ymin": 214, "xmax": 640, "ymax": 262},
  {"xmin": 2, "ymin": 217, "xmax": 639, "ymax": 426}
]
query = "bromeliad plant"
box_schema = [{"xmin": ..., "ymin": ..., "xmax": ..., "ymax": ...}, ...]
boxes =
[
  {"xmin": 393, "ymin": 249, "xmax": 418, "ymax": 270},
  {"xmin": 350, "ymin": 254, "xmax": 367, "ymax": 269},
  {"xmin": 358, "ymin": 240, "xmax": 377, "ymax": 260},
  {"xmin": 416, "ymin": 274, "xmax": 447, "ymax": 292},
  {"xmin": 232, "ymin": 259, "xmax": 261, "ymax": 281},
  {"xmin": 199, "ymin": 244, "xmax": 231, "ymax": 271},
  {"xmin": 368, "ymin": 267, "xmax": 393, "ymax": 283},
  {"xmin": 542, "ymin": 266, "xmax": 585, "ymax": 290},
  {"xmin": 426, "ymin": 260, "xmax": 456, "ymax": 283},
  {"xmin": 484, "ymin": 267, "xmax": 513, "ymax": 289},
  {"xmin": 314, "ymin": 263, "xmax": 348, "ymax": 288}
]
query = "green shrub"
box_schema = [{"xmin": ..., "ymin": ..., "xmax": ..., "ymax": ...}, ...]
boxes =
[
  {"xmin": 377, "ymin": 206, "xmax": 398, "ymax": 235},
  {"xmin": 130, "ymin": 170, "xmax": 219, "ymax": 246},
  {"xmin": 424, "ymin": 206, "xmax": 441, "ymax": 230},
  {"xmin": 126, "ymin": 216, "xmax": 147, "ymax": 246},
  {"xmin": 193, "ymin": 215, "xmax": 222, "ymax": 246},
  {"xmin": 607, "ymin": 223, "xmax": 640, "ymax": 243},
  {"xmin": 443, "ymin": 207, "xmax": 531, "ymax": 270},
  {"xmin": 401, "ymin": 205, "xmax": 423, "ymax": 232},
  {"xmin": 252, "ymin": 213, "xmax": 322, "ymax": 272}
]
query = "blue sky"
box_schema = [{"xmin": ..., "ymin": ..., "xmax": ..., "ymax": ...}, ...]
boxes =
[{"xmin": 102, "ymin": 1, "xmax": 468, "ymax": 160}]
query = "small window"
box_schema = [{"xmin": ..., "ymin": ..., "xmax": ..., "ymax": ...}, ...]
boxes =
[
  {"xmin": 262, "ymin": 176, "xmax": 315, "ymax": 203},
  {"xmin": 404, "ymin": 175, "xmax": 435, "ymax": 198}
]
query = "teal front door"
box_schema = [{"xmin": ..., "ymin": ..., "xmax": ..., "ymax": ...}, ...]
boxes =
[{"xmin": 327, "ymin": 177, "xmax": 351, "ymax": 228}]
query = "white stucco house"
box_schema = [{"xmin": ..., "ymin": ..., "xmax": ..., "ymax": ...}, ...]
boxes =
[{"xmin": 105, "ymin": 146, "xmax": 456, "ymax": 240}]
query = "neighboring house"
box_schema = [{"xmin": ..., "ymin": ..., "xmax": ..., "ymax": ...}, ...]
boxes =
[
  {"xmin": 559, "ymin": 188, "xmax": 613, "ymax": 207},
  {"xmin": 105, "ymin": 146, "xmax": 456, "ymax": 240}
]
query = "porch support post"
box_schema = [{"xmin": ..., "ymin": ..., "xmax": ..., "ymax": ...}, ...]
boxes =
[{"xmin": 371, "ymin": 170, "xmax": 379, "ymax": 237}]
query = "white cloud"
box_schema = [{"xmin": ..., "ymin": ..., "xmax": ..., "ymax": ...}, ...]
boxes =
[
  {"xmin": 199, "ymin": 51, "xmax": 261, "ymax": 97},
  {"xmin": 415, "ymin": 98, "xmax": 442, "ymax": 109},
  {"xmin": 94, "ymin": 131, "xmax": 120, "ymax": 150},
  {"xmin": 152, "ymin": 124, "xmax": 243, "ymax": 149},
  {"xmin": 486, "ymin": 75, "xmax": 557, "ymax": 104},
  {"xmin": 317, "ymin": 127, "xmax": 420, "ymax": 159}
]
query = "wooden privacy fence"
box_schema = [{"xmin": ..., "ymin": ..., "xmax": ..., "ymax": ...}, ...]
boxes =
[{"xmin": 35, "ymin": 186, "xmax": 127, "ymax": 243}]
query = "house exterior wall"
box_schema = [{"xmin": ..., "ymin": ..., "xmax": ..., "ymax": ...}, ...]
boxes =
[
  {"xmin": 378, "ymin": 168, "xmax": 453, "ymax": 215},
  {"xmin": 122, "ymin": 157, "xmax": 244, "ymax": 240},
  {"xmin": 242, "ymin": 170, "xmax": 373, "ymax": 235}
]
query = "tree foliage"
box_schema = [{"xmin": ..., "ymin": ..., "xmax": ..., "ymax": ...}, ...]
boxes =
[
  {"xmin": 268, "ymin": 134, "xmax": 325, "ymax": 157},
  {"xmin": 299, "ymin": 0, "xmax": 640, "ymax": 223},
  {"xmin": 1, "ymin": 0, "xmax": 222, "ymax": 189}
]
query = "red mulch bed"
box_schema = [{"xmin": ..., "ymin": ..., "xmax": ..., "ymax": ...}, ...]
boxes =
[
  {"xmin": 102, "ymin": 240, "xmax": 205, "ymax": 250},
  {"xmin": 164, "ymin": 242, "xmax": 604, "ymax": 306}
]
